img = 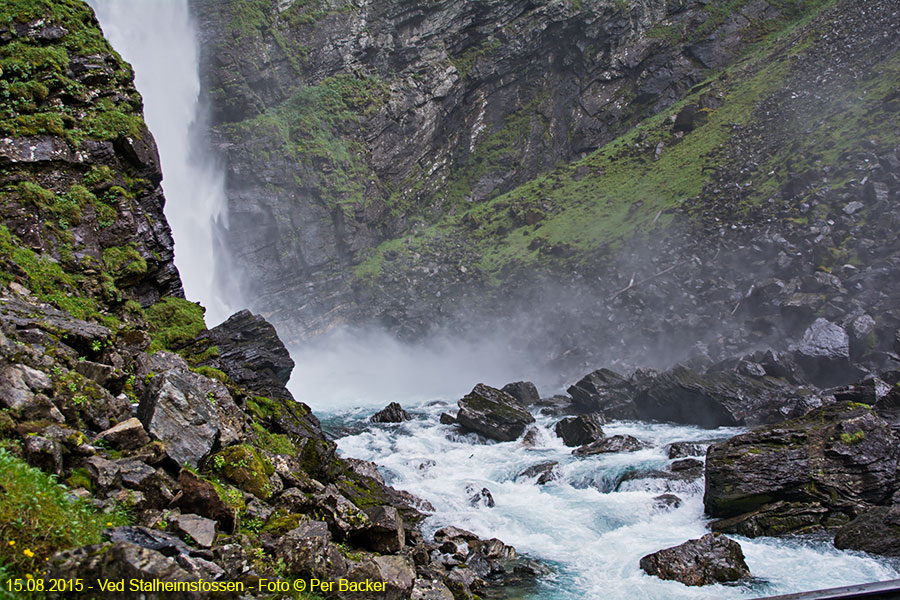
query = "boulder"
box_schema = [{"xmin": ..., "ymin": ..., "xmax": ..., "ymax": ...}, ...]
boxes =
[
  {"xmin": 371, "ymin": 402, "xmax": 411, "ymax": 423},
  {"xmin": 411, "ymin": 579, "xmax": 455, "ymax": 600},
  {"xmin": 357, "ymin": 505, "xmax": 405, "ymax": 554},
  {"xmin": 789, "ymin": 318, "xmax": 857, "ymax": 386},
  {"xmin": 665, "ymin": 441, "xmax": 706, "ymax": 459},
  {"xmin": 169, "ymin": 513, "xmax": 217, "ymax": 548},
  {"xmin": 171, "ymin": 470, "xmax": 238, "ymax": 533},
  {"xmin": 49, "ymin": 542, "xmax": 201, "ymax": 599},
  {"xmin": 137, "ymin": 370, "xmax": 220, "ymax": 467},
  {"xmin": 709, "ymin": 501, "xmax": 833, "ymax": 537},
  {"xmin": 500, "ymin": 381, "xmax": 540, "ymax": 406},
  {"xmin": 95, "ymin": 417, "xmax": 150, "ymax": 451},
  {"xmin": 516, "ymin": 461, "xmax": 559, "ymax": 485},
  {"xmin": 345, "ymin": 555, "xmax": 416, "ymax": 600},
  {"xmin": 704, "ymin": 402, "xmax": 899, "ymax": 535},
  {"xmin": 554, "ymin": 414, "xmax": 605, "ymax": 447},
  {"xmin": 573, "ymin": 435, "xmax": 646, "ymax": 455},
  {"xmin": 833, "ymin": 506, "xmax": 900, "ymax": 557},
  {"xmin": 631, "ymin": 366, "xmax": 803, "ymax": 428},
  {"xmin": 275, "ymin": 520, "xmax": 347, "ymax": 581},
  {"xmin": 566, "ymin": 368, "xmax": 637, "ymax": 419},
  {"xmin": 639, "ymin": 533, "xmax": 750, "ymax": 586},
  {"xmin": 456, "ymin": 384, "xmax": 535, "ymax": 442}
]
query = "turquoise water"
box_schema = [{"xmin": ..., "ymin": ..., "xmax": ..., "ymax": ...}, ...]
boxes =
[{"xmin": 321, "ymin": 403, "xmax": 898, "ymax": 600}]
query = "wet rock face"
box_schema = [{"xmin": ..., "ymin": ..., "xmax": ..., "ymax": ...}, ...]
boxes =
[
  {"xmin": 640, "ymin": 533, "xmax": 750, "ymax": 586},
  {"xmin": 191, "ymin": 309, "xmax": 295, "ymax": 401},
  {"xmin": 554, "ymin": 414, "xmax": 605, "ymax": 447},
  {"xmin": 191, "ymin": 0, "xmax": 757, "ymax": 344},
  {"xmin": 833, "ymin": 506, "xmax": 900, "ymax": 557},
  {"xmin": 456, "ymin": 383, "xmax": 535, "ymax": 442},
  {"xmin": 704, "ymin": 402, "xmax": 900, "ymax": 535}
]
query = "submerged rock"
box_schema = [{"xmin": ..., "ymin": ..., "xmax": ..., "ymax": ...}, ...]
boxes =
[
  {"xmin": 640, "ymin": 533, "xmax": 750, "ymax": 586},
  {"xmin": 516, "ymin": 461, "xmax": 560, "ymax": 485},
  {"xmin": 573, "ymin": 435, "xmax": 646, "ymax": 455},
  {"xmin": 456, "ymin": 384, "xmax": 535, "ymax": 442}
]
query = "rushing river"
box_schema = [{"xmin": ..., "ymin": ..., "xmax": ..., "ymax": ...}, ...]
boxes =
[{"xmin": 314, "ymin": 398, "xmax": 898, "ymax": 600}]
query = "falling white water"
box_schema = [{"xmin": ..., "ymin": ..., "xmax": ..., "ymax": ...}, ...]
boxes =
[{"xmin": 86, "ymin": 0, "xmax": 233, "ymax": 325}]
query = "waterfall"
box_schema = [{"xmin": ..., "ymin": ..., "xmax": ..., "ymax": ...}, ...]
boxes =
[{"xmin": 86, "ymin": 0, "xmax": 234, "ymax": 326}]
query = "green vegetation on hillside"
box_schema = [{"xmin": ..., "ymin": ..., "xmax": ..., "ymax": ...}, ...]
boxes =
[
  {"xmin": 221, "ymin": 74, "xmax": 388, "ymax": 213},
  {"xmin": 0, "ymin": 448, "xmax": 129, "ymax": 578},
  {"xmin": 354, "ymin": 0, "xmax": 895, "ymax": 286},
  {"xmin": 0, "ymin": 0, "xmax": 145, "ymax": 145}
]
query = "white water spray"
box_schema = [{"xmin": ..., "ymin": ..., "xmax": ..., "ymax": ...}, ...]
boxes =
[{"xmin": 86, "ymin": 0, "xmax": 233, "ymax": 325}]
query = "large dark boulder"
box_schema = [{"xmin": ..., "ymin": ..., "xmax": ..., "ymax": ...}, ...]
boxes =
[
  {"xmin": 833, "ymin": 506, "xmax": 900, "ymax": 557},
  {"xmin": 554, "ymin": 414, "xmax": 604, "ymax": 447},
  {"xmin": 704, "ymin": 402, "xmax": 899, "ymax": 535},
  {"xmin": 639, "ymin": 533, "xmax": 750, "ymax": 586},
  {"xmin": 632, "ymin": 366, "xmax": 804, "ymax": 428},
  {"xmin": 191, "ymin": 310, "xmax": 295, "ymax": 401},
  {"xmin": 566, "ymin": 368, "xmax": 637, "ymax": 419},
  {"xmin": 137, "ymin": 370, "xmax": 221, "ymax": 467},
  {"xmin": 501, "ymin": 381, "xmax": 540, "ymax": 406},
  {"xmin": 456, "ymin": 384, "xmax": 535, "ymax": 442}
]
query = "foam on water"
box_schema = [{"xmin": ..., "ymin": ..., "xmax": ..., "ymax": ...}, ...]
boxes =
[{"xmin": 327, "ymin": 402, "xmax": 899, "ymax": 600}]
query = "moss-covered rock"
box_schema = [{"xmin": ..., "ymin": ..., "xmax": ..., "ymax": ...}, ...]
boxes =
[
  {"xmin": 208, "ymin": 443, "xmax": 274, "ymax": 500},
  {"xmin": 704, "ymin": 402, "xmax": 899, "ymax": 535}
]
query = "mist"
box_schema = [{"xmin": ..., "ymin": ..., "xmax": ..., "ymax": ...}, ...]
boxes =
[
  {"xmin": 287, "ymin": 325, "xmax": 563, "ymax": 413},
  {"xmin": 86, "ymin": 0, "xmax": 235, "ymax": 325}
]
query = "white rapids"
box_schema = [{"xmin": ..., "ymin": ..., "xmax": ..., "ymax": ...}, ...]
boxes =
[{"xmin": 318, "ymin": 398, "xmax": 899, "ymax": 600}]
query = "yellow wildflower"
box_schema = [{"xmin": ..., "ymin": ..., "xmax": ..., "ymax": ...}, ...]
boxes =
[
  {"xmin": 23, "ymin": 548, "xmax": 35, "ymax": 558},
  {"xmin": 8, "ymin": 540, "xmax": 15, "ymax": 546}
]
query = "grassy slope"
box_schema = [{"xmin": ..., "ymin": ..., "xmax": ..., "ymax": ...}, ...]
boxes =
[{"xmin": 353, "ymin": 0, "xmax": 899, "ymax": 286}]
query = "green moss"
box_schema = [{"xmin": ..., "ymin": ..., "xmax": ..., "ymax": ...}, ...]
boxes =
[
  {"xmin": 262, "ymin": 510, "xmax": 307, "ymax": 537},
  {"xmin": 209, "ymin": 444, "xmax": 275, "ymax": 500},
  {"xmin": 353, "ymin": 0, "xmax": 843, "ymax": 285},
  {"xmin": 0, "ymin": 225, "xmax": 111, "ymax": 323},
  {"xmin": 0, "ymin": 0, "xmax": 145, "ymax": 145},
  {"xmin": 250, "ymin": 421, "xmax": 296, "ymax": 455},
  {"xmin": 65, "ymin": 467, "xmax": 94, "ymax": 492},
  {"xmin": 839, "ymin": 431, "xmax": 865, "ymax": 445},
  {"xmin": 191, "ymin": 365, "xmax": 230, "ymax": 384},
  {"xmin": 220, "ymin": 74, "xmax": 387, "ymax": 215},
  {"xmin": 83, "ymin": 165, "xmax": 114, "ymax": 189},
  {"xmin": 144, "ymin": 297, "xmax": 208, "ymax": 353},
  {"xmin": 14, "ymin": 181, "xmax": 54, "ymax": 205},
  {"xmin": 101, "ymin": 244, "xmax": 147, "ymax": 283},
  {"xmin": 449, "ymin": 38, "xmax": 501, "ymax": 79},
  {"xmin": 0, "ymin": 448, "xmax": 129, "ymax": 577}
]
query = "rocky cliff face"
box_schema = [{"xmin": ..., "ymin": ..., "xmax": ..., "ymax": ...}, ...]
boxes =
[
  {"xmin": 0, "ymin": 0, "xmax": 183, "ymax": 311},
  {"xmin": 0, "ymin": 3, "xmax": 524, "ymax": 597},
  {"xmin": 192, "ymin": 0, "xmax": 782, "ymax": 343},
  {"xmin": 194, "ymin": 0, "xmax": 900, "ymax": 386}
]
